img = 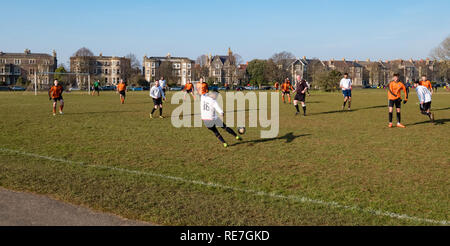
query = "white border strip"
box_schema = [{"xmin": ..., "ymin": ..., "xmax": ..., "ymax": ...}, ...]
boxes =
[{"xmin": 1, "ymin": 147, "xmax": 448, "ymax": 225}]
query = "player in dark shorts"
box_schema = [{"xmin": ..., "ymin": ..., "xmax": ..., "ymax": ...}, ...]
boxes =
[
  {"xmin": 387, "ymin": 74, "xmax": 407, "ymax": 128},
  {"xmin": 294, "ymin": 75, "xmax": 308, "ymax": 116},
  {"xmin": 92, "ymin": 80, "xmax": 100, "ymax": 96},
  {"xmin": 149, "ymin": 80, "xmax": 166, "ymax": 118},
  {"xmin": 117, "ymin": 79, "xmax": 127, "ymax": 104},
  {"xmin": 48, "ymin": 79, "xmax": 64, "ymax": 116}
]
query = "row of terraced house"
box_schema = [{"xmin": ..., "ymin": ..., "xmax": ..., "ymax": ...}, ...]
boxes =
[{"xmin": 0, "ymin": 48, "xmax": 447, "ymax": 88}]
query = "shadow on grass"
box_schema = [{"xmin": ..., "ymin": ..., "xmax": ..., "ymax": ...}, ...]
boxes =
[
  {"xmin": 310, "ymin": 105, "xmax": 385, "ymax": 116},
  {"xmin": 230, "ymin": 132, "xmax": 311, "ymax": 146},
  {"xmin": 434, "ymin": 107, "xmax": 450, "ymax": 112},
  {"xmin": 407, "ymin": 118, "xmax": 450, "ymax": 126},
  {"xmin": 68, "ymin": 110, "xmax": 142, "ymax": 115}
]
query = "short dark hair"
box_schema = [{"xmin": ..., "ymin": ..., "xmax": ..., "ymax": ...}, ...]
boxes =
[
  {"xmin": 414, "ymin": 80, "xmax": 420, "ymax": 84},
  {"xmin": 393, "ymin": 73, "xmax": 400, "ymax": 77},
  {"xmin": 344, "ymin": 73, "xmax": 349, "ymax": 76},
  {"xmin": 421, "ymin": 75, "xmax": 427, "ymax": 77}
]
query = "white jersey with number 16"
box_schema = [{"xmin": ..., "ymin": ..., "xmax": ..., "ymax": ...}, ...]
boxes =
[{"xmin": 200, "ymin": 95, "xmax": 223, "ymax": 120}]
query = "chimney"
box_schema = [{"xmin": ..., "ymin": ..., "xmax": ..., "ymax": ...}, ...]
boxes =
[
  {"xmin": 24, "ymin": 49, "xmax": 31, "ymax": 54},
  {"xmin": 303, "ymin": 56, "xmax": 306, "ymax": 60},
  {"xmin": 355, "ymin": 59, "xmax": 359, "ymax": 63},
  {"xmin": 409, "ymin": 58, "xmax": 413, "ymax": 63},
  {"xmin": 52, "ymin": 50, "xmax": 57, "ymax": 57},
  {"xmin": 342, "ymin": 58, "xmax": 346, "ymax": 61},
  {"xmin": 367, "ymin": 58, "xmax": 370, "ymax": 62},
  {"xmin": 99, "ymin": 52, "xmax": 103, "ymax": 57}
]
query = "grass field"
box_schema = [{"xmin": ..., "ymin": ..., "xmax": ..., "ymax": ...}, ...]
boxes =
[{"xmin": 0, "ymin": 89, "xmax": 449, "ymax": 225}]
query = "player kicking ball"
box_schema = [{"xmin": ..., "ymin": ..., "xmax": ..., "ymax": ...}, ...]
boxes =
[
  {"xmin": 294, "ymin": 75, "xmax": 308, "ymax": 116},
  {"xmin": 413, "ymin": 80, "xmax": 434, "ymax": 123},
  {"xmin": 387, "ymin": 73, "xmax": 408, "ymax": 128},
  {"xmin": 201, "ymin": 90, "xmax": 242, "ymax": 148},
  {"xmin": 149, "ymin": 80, "xmax": 165, "ymax": 119},
  {"xmin": 48, "ymin": 79, "xmax": 64, "ymax": 116}
]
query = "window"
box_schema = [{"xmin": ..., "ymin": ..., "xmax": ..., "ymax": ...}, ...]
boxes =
[
  {"xmin": 182, "ymin": 63, "xmax": 186, "ymax": 68},
  {"xmin": 29, "ymin": 59, "xmax": 36, "ymax": 64},
  {"xmin": 183, "ymin": 70, "xmax": 186, "ymax": 75},
  {"xmin": 117, "ymin": 69, "xmax": 120, "ymax": 74},
  {"xmin": 215, "ymin": 64, "xmax": 220, "ymax": 69},
  {"xmin": 151, "ymin": 62, "xmax": 155, "ymax": 68},
  {"xmin": 113, "ymin": 78, "xmax": 116, "ymax": 83},
  {"xmin": 187, "ymin": 64, "xmax": 191, "ymax": 69},
  {"xmin": 146, "ymin": 69, "xmax": 150, "ymax": 75},
  {"xmin": 187, "ymin": 70, "xmax": 191, "ymax": 76},
  {"xmin": 105, "ymin": 69, "xmax": 108, "ymax": 74},
  {"xmin": 29, "ymin": 68, "xmax": 35, "ymax": 74},
  {"xmin": 105, "ymin": 77, "xmax": 108, "ymax": 83},
  {"xmin": 151, "ymin": 69, "xmax": 155, "ymax": 76},
  {"xmin": 146, "ymin": 62, "xmax": 150, "ymax": 67},
  {"xmin": 14, "ymin": 59, "xmax": 21, "ymax": 65},
  {"xmin": 116, "ymin": 61, "xmax": 120, "ymax": 66}
]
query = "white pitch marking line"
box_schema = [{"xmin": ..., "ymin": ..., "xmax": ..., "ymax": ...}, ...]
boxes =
[{"xmin": 1, "ymin": 147, "xmax": 448, "ymax": 225}]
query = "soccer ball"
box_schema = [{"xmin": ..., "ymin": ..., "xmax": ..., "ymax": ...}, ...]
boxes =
[{"xmin": 237, "ymin": 127, "xmax": 246, "ymax": 135}]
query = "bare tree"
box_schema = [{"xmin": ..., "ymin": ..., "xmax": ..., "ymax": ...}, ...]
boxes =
[
  {"xmin": 270, "ymin": 51, "xmax": 296, "ymax": 69},
  {"xmin": 430, "ymin": 35, "xmax": 450, "ymax": 60},
  {"xmin": 125, "ymin": 53, "xmax": 141, "ymax": 69},
  {"xmin": 233, "ymin": 53, "xmax": 243, "ymax": 65},
  {"xmin": 73, "ymin": 47, "xmax": 94, "ymax": 57}
]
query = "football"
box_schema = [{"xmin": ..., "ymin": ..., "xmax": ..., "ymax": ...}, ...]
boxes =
[{"xmin": 237, "ymin": 127, "xmax": 246, "ymax": 135}]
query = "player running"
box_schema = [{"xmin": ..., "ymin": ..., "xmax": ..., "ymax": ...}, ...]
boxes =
[
  {"xmin": 340, "ymin": 73, "xmax": 352, "ymax": 110},
  {"xmin": 48, "ymin": 79, "xmax": 64, "ymax": 116},
  {"xmin": 419, "ymin": 75, "xmax": 433, "ymax": 95},
  {"xmin": 92, "ymin": 80, "xmax": 100, "ymax": 96},
  {"xmin": 183, "ymin": 79, "xmax": 196, "ymax": 100},
  {"xmin": 149, "ymin": 80, "xmax": 166, "ymax": 119},
  {"xmin": 414, "ymin": 80, "xmax": 434, "ymax": 123},
  {"xmin": 281, "ymin": 78, "xmax": 294, "ymax": 103},
  {"xmin": 294, "ymin": 75, "xmax": 308, "ymax": 116},
  {"xmin": 387, "ymin": 73, "xmax": 408, "ymax": 128},
  {"xmin": 201, "ymin": 90, "xmax": 242, "ymax": 148},
  {"xmin": 117, "ymin": 79, "xmax": 127, "ymax": 104}
]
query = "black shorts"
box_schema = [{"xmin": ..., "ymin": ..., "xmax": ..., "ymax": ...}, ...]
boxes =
[
  {"xmin": 153, "ymin": 97, "xmax": 163, "ymax": 106},
  {"xmin": 94, "ymin": 87, "xmax": 99, "ymax": 91},
  {"xmin": 186, "ymin": 89, "xmax": 193, "ymax": 93},
  {"xmin": 282, "ymin": 91, "xmax": 290, "ymax": 95},
  {"xmin": 52, "ymin": 96, "xmax": 63, "ymax": 102},
  {"xmin": 420, "ymin": 102, "xmax": 431, "ymax": 111},
  {"xmin": 295, "ymin": 93, "xmax": 305, "ymax": 102},
  {"xmin": 119, "ymin": 90, "xmax": 126, "ymax": 96},
  {"xmin": 388, "ymin": 99, "xmax": 401, "ymax": 108}
]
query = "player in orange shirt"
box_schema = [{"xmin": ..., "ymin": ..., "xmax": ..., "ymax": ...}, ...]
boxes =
[
  {"xmin": 281, "ymin": 78, "xmax": 294, "ymax": 103},
  {"xmin": 183, "ymin": 79, "xmax": 196, "ymax": 100},
  {"xmin": 48, "ymin": 79, "xmax": 64, "ymax": 116},
  {"xmin": 387, "ymin": 74, "xmax": 408, "ymax": 128},
  {"xmin": 419, "ymin": 75, "xmax": 433, "ymax": 94},
  {"xmin": 274, "ymin": 82, "xmax": 280, "ymax": 91},
  {"xmin": 197, "ymin": 77, "xmax": 209, "ymax": 96},
  {"xmin": 117, "ymin": 79, "xmax": 127, "ymax": 104}
]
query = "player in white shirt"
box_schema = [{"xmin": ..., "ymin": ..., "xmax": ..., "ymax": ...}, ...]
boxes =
[
  {"xmin": 149, "ymin": 80, "xmax": 166, "ymax": 119},
  {"xmin": 159, "ymin": 77, "xmax": 167, "ymax": 94},
  {"xmin": 201, "ymin": 91, "xmax": 242, "ymax": 148},
  {"xmin": 413, "ymin": 80, "xmax": 434, "ymax": 122},
  {"xmin": 339, "ymin": 73, "xmax": 352, "ymax": 110}
]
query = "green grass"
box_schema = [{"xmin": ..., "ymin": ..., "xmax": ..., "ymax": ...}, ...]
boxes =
[{"xmin": 0, "ymin": 89, "xmax": 449, "ymax": 225}]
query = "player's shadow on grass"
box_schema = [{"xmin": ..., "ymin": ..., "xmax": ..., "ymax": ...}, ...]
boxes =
[
  {"xmin": 310, "ymin": 105, "xmax": 385, "ymax": 116},
  {"xmin": 408, "ymin": 118, "xmax": 450, "ymax": 126},
  {"xmin": 230, "ymin": 132, "xmax": 311, "ymax": 146},
  {"xmin": 68, "ymin": 110, "xmax": 141, "ymax": 115},
  {"xmin": 434, "ymin": 107, "xmax": 450, "ymax": 112}
]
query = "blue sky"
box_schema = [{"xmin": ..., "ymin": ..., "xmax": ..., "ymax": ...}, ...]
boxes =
[{"xmin": 1, "ymin": 0, "xmax": 449, "ymax": 67}]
